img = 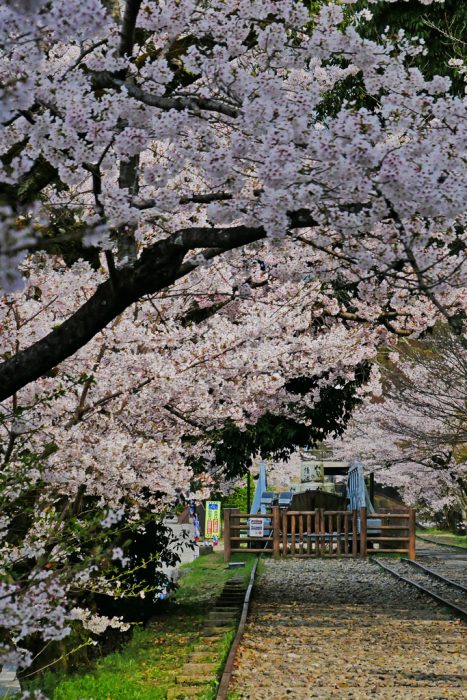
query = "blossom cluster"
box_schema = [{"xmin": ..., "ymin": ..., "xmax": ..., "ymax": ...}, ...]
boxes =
[{"xmin": 331, "ymin": 330, "xmax": 467, "ymax": 518}]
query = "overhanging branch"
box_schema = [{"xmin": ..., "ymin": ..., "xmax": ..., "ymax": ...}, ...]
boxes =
[{"xmin": 0, "ymin": 223, "xmax": 270, "ymax": 401}]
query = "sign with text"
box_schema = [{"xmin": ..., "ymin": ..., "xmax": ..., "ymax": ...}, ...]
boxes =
[
  {"xmin": 205, "ymin": 501, "xmax": 221, "ymax": 539},
  {"xmin": 248, "ymin": 518, "xmax": 264, "ymax": 538}
]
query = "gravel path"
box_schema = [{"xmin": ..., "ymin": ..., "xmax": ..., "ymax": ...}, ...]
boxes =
[{"xmin": 228, "ymin": 559, "xmax": 466, "ymax": 699}]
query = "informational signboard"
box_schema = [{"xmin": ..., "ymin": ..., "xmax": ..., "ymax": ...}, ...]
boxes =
[
  {"xmin": 248, "ymin": 518, "xmax": 264, "ymax": 538},
  {"xmin": 205, "ymin": 501, "xmax": 221, "ymax": 539}
]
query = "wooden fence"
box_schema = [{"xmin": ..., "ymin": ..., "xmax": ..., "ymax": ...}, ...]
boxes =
[
  {"xmin": 223, "ymin": 506, "xmax": 416, "ymax": 561},
  {"xmin": 365, "ymin": 510, "xmax": 416, "ymax": 558},
  {"xmin": 281, "ymin": 509, "xmax": 358, "ymax": 558}
]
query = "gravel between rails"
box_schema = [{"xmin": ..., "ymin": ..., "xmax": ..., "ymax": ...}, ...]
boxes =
[
  {"xmin": 228, "ymin": 559, "xmax": 466, "ymax": 699},
  {"xmin": 409, "ymin": 557, "xmax": 467, "ymax": 588},
  {"xmin": 379, "ymin": 559, "xmax": 467, "ymax": 613}
]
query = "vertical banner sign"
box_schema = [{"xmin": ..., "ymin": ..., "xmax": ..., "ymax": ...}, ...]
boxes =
[{"xmin": 205, "ymin": 501, "xmax": 221, "ymax": 539}]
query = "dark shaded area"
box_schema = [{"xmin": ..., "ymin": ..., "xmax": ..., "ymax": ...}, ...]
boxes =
[
  {"xmin": 358, "ymin": 0, "xmax": 466, "ymax": 94},
  {"xmin": 290, "ymin": 490, "xmax": 348, "ymax": 513},
  {"xmin": 91, "ymin": 516, "xmax": 186, "ymax": 622},
  {"xmin": 190, "ymin": 363, "xmax": 371, "ymax": 483}
]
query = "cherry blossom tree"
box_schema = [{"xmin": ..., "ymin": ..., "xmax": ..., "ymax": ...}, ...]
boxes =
[
  {"xmin": 0, "ymin": 0, "xmax": 466, "ymax": 684},
  {"xmin": 1, "ymin": 248, "xmax": 384, "ymax": 675},
  {"xmin": 331, "ymin": 328, "xmax": 467, "ymax": 524}
]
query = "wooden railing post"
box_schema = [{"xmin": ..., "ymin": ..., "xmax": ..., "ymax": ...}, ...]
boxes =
[
  {"xmin": 273, "ymin": 505, "xmax": 280, "ymax": 559},
  {"xmin": 299, "ymin": 513, "xmax": 304, "ymax": 556},
  {"xmin": 360, "ymin": 506, "xmax": 367, "ymax": 558},
  {"xmin": 291, "ymin": 514, "xmax": 296, "ymax": 555},
  {"xmin": 344, "ymin": 512, "xmax": 349, "ymax": 556},
  {"xmin": 319, "ymin": 508, "xmax": 325, "ymax": 556},
  {"xmin": 408, "ymin": 508, "xmax": 416, "ymax": 560},
  {"xmin": 316, "ymin": 509, "xmax": 320, "ymax": 556},
  {"xmin": 224, "ymin": 508, "xmax": 231, "ymax": 562},
  {"xmin": 336, "ymin": 513, "xmax": 341, "ymax": 556},
  {"xmin": 352, "ymin": 510, "xmax": 358, "ymax": 558},
  {"xmin": 282, "ymin": 509, "xmax": 288, "ymax": 558},
  {"xmin": 306, "ymin": 513, "xmax": 312, "ymax": 555}
]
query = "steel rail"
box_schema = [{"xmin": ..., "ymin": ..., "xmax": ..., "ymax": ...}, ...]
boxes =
[
  {"xmin": 416, "ymin": 534, "xmax": 467, "ymax": 551},
  {"xmin": 401, "ymin": 557, "xmax": 467, "ymax": 594},
  {"xmin": 373, "ymin": 558, "xmax": 467, "ymax": 623},
  {"xmin": 216, "ymin": 556, "xmax": 260, "ymax": 700}
]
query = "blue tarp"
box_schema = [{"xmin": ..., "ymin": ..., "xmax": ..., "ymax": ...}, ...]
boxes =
[{"xmin": 250, "ymin": 461, "xmax": 268, "ymax": 514}]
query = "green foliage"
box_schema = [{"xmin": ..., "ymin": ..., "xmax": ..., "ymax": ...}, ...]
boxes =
[
  {"xmin": 357, "ymin": 0, "xmax": 467, "ymax": 94},
  {"xmin": 191, "ymin": 363, "xmax": 371, "ymax": 480},
  {"xmin": 25, "ymin": 615, "xmax": 206, "ymax": 700},
  {"xmin": 417, "ymin": 529, "xmax": 467, "ymax": 548},
  {"xmin": 310, "ymin": 0, "xmax": 467, "ymax": 120},
  {"xmin": 221, "ymin": 474, "xmax": 254, "ymax": 513},
  {"xmin": 173, "ymin": 552, "xmax": 256, "ymax": 606}
]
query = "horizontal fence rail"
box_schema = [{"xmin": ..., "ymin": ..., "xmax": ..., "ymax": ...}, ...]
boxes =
[
  {"xmin": 224, "ymin": 507, "xmax": 416, "ymax": 561},
  {"xmin": 365, "ymin": 510, "xmax": 416, "ymax": 559}
]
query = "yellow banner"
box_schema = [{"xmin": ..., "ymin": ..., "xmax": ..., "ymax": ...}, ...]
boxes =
[{"xmin": 205, "ymin": 501, "xmax": 221, "ymax": 539}]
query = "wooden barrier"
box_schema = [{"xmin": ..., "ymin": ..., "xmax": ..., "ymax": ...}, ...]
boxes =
[
  {"xmin": 223, "ymin": 507, "xmax": 416, "ymax": 561},
  {"xmin": 225, "ymin": 508, "xmax": 359, "ymax": 560},
  {"xmin": 360, "ymin": 506, "xmax": 367, "ymax": 558},
  {"xmin": 224, "ymin": 509, "xmax": 275, "ymax": 561},
  {"xmin": 273, "ymin": 505, "xmax": 280, "ymax": 559},
  {"xmin": 280, "ymin": 509, "xmax": 358, "ymax": 558}
]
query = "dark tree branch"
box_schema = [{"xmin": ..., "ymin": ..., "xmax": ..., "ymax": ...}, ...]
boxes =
[
  {"xmin": 0, "ymin": 156, "xmax": 58, "ymax": 208},
  {"xmin": 119, "ymin": 0, "xmax": 142, "ymax": 59},
  {"xmin": 0, "ymin": 210, "xmax": 331, "ymax": 401},
  {"xmin": 0, "ymin": 224, "xmax": 272, "ymax": 401},
  {"xmin": 136, "ymin": 192, "xmax": 235, "ymax": 210},
  {"xmin": 120, "ymin": 79, "xmax": 240, "ymax": 118},
  {"xmin": 163, "ymin": 403, "xmax": 206, "ymax": 432},
  {"xmin": 91, "ymin": 72, "xmax": 239, "ymax": 118}
]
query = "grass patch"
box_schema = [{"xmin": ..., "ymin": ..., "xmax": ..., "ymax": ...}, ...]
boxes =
[
  {"xmin": 174, "ymin": 551, "xmax": 257, "ymax": 606},
  {"xmin": 369, "ymin": 551, "xmax": 404, "ymax": 559},
  {"xmin": 24, "ymin": 551, "xmax": 259, "ymax": 699},
  {"xmin": 417, "ymin": 529, "xmax": 467, "ymax": 548},
  {"xmin": 25, "ymin": 609, "xmax": 205, "ymax": 699}
]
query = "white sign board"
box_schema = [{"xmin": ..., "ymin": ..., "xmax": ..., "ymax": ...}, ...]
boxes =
[{"xmin": 248, "ymin": 518, "xmax": 264, "ymax": 538}]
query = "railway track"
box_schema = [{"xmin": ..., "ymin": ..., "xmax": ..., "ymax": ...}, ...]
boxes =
[
  {"xmin": 416, "ymin": 534, "xmax": 467, "ymax": 554},
  {"xmin": 414, "ymin": 536, "xmax": 467, "ymax": 589},
  {"xmin": 374, "ymin": 557, "xmax": 467, "ymax": 622},
  {"xmin": 228, "ymin": 559, "xmax": 466, "ymax": 698}
]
